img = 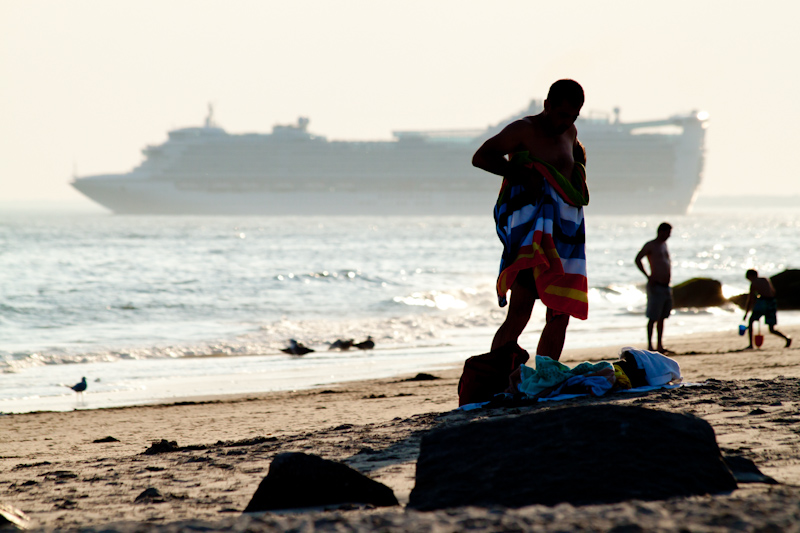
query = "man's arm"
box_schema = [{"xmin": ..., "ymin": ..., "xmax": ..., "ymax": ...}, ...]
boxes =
[
  {"xmin": 472, "ymin": 121, "xmax": 532, "ymax": 184},
  {"xmin": 635, "ymin": 245, "xmax": 651, "ymax": 281}
]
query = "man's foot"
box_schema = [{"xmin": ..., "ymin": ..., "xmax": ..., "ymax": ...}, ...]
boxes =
[
  {"xmin": 787, "ymin": 337, "xmax": 792, "ymax": 349},
  {"xmin": 657, "ymin": 347, "xmax": 675, "ymax": 355},
  {"xmin": 744, "ymin": 345, "xmax": 754, "ymax": 350}
]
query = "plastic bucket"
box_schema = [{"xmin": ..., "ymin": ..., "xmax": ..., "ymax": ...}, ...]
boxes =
[{"xmin": 738, "ymin": 325, "xmax": 747, "ymax": 336}]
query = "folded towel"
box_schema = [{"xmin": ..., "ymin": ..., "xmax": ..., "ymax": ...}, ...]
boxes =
[{"xmin": 622, "ymin": 347, "xmax": 682, "ymax": 386}]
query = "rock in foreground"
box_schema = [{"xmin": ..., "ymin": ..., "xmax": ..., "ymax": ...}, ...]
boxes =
[
  {"xmin": 409, "ymin": 404, "xmax": 737, "ymax": 510},
  {"xmin": 244, "ymin": 452, "xmax": 398, "ymax": 512}
]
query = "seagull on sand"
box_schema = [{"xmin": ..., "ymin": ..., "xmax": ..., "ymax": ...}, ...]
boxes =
[
  {"xmin": 68, "ymin": 377, "xmax": 87, "ymax": 400},
  {"xmin": 354, "ymin": 336, "xmax": 375, "ymax": 350},
  {"xmin": 328, "ymin": 339, "xmax": 354, "ymax": 351},
  {"xmin": 280, "ymin": 339, "xmax": 315, "ymax": 356}
]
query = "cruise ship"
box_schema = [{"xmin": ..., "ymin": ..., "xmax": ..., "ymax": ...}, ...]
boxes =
[{"xmin": 71, "ymin": 102, "xmax": 708, "ymax": 215}]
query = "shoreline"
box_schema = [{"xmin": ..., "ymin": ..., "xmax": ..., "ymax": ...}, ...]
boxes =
[
  {"xmin": 2, "ymin": 325, "xmax": 799, "ymax": 530},
  {"xmin": 3, "ymin": 321, "xmax": 799, "ymax": 415}
]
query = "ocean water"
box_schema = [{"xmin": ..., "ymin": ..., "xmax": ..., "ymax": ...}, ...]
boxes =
[{"xmin": 1, "ymin": 205, "xmax": 798, "ymax": 412}]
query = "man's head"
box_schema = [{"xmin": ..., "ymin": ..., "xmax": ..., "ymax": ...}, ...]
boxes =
[
  {"xmin": 656, "ymin": 222, "xmax": 672, "ymax": 241},
  {"xmin": 746, "ymin": 269, "xmax": 758, "ymax": 281},
  {"xmin": 543, "ymin": 79, "xmax": 584, "ymax": 134}
]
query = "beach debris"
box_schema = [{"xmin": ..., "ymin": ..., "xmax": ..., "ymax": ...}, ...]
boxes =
[
  {"xmin": 67, "ymin": 376, "xmax": 87, "ymax": 399},
  {"xmin": 141, "ymin": 439, "xmax": 207, "ymax": 455},
  {"xmin": 353, "ymin": 336, "xmax": 375, "ymax": 350},
  {"xmin": 280, "ymin": 339, "xmax": 314, "ymax": 356},
  {"xmin": 402, "ymin": 373, "xmax": 441, "ymax": 382},
  {"xmin": 672, "ymin": 277, "xmax": 728, "ymax": 308},
  {"xmin": 143, "ymin": 439, "xmax": 180, "ymax": 455},
  {"xmin": 723, "ymin": 455, "xmax": 779, "ymax": 484},
  {"xmin": 328, "ymin": 338, "xmax": 354, "ymax": 350},
  {"xmin": 408, "ymin": 404, "xmax": 737, "ymax": 510},
  {"xmin": 134, "ymin": 487, "xmax": 166, "ymax": 504},
  {"xmin": 0, "ymin": 503, "xmax": 31, "ymax": 530},
  {"xmin": 243, "ymin": 452, "xmax": 398, "ymax": 512},
  {"xmin": 12, "ymin": 462, "xmax": 51, "ymax": 470},
  {"xmin": 93, "ymin": 436, "xmax": 119, "ymax": 443}
]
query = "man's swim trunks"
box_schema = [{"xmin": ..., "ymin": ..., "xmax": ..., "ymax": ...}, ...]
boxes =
[
  {"xmin": 513, "ymin": 269, "xmax": 539, "ymax": 298},
  {"xmin": 752, "ymin": 297, "xmax": 778, "ymax": 325},
  {"xmin": 646, "ymin": 281, "xmax": 672, "ymax": 320}
]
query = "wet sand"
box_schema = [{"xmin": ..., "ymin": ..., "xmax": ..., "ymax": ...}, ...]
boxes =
[{"xmin": 2, "ymin": 325, "xmax": 799, "ymax": 531}]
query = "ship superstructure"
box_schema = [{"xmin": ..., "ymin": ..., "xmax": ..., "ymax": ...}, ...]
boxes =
[{"xmin": 72, "ymin": 102, "xmax": 708, "ymax": 215}]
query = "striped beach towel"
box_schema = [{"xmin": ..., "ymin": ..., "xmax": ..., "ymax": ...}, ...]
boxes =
[{"xmin": 494, "ymin": 151, "xmax": 589, "ymax": 320}]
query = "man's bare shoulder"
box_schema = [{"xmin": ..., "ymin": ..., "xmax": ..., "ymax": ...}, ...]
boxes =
[
  {"xmin": 504, "ymin": 117, "xmax": 537, "ymax": 133},
  {"xmin": 640, "ymin": 239, "xmax": 658, "ymax": 253}
]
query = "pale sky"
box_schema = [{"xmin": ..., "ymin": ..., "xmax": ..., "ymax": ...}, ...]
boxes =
[{"xmin": 2, "ymin": 0, "xmax": 799, "ymax": 205}]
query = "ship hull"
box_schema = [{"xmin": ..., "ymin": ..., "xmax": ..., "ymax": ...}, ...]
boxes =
[{"xmin": 72, "ymin": 174, "xmax": 696, "ymax": 216}]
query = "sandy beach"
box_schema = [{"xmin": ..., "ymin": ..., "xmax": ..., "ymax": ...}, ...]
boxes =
[{"xmin": 3, "ymin": 325, "xmax": 800, "ymax": 531}]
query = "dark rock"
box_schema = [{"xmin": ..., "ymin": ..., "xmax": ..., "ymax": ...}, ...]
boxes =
[
  {"xmin": 134, "ymin": 487, "xmax": 165, "ymax": 504},
  {"xmin": 723, "ymin": 455, "xmax": 779, "ymax": 484},
  {"xmin": 408, "ymin": 404, "xmax": 737, "ymax": 510},
  {"xmin": 93, "ymin": 436, "xmax": 119, "ymax": 443},
  {"xmin": 729, "ymin": 293, "xmax": 748, "ymax": 310},
  {"xmin": 770, "ymin": 269, "xmax": 800, "ymax": 309},
  {"xmin": 672, "ymin": 278, "xmax": 727, "ymax": 308},
  {"xmin": 730, "ymin": 269, "xmax": 800, "ymax": 310},
  {"xmin": 0, "ymin": 503, "xmax": 30, "ymax": 530},
  {"xmin": 243, "ymin": 452, "xmax": 398, "ymax": 512}
]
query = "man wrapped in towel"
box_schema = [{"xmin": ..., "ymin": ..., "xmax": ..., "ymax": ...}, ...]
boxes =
[{"xmin": 473, "ymin": 79, "xmax": 589, "ymax": 361}]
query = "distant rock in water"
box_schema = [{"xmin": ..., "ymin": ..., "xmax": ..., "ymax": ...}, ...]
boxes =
[
  {"xmin": 771, "ymin": 269, "xmax": 800, "ymax": 309},
  {"xmin": 672, "ymin": 278, "xmax": 728, "ymax": 308},
  {"xmin": 408, "ymin": 404, "xmax": 737, "ymax": 510},
  {"xmin": 729, "ymin": 269, "xmax": 800, "ymax": 310},
  {"xmin": 244, "ymin": 452, "xmax": 398, "ymax": 512}
]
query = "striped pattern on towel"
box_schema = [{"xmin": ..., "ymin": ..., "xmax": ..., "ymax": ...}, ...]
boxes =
[{"xmin": 494, "ymin": 152, "xmax": 589, "ymax": 320}]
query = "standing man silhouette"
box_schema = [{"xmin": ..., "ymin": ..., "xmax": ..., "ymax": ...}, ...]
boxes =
[
  {"xmin": 473, "ymin": 79, "xmax": 589, "ymax": 360},
  {"xmin": 635, "ymin": 222, "xmax": 673, "ymax": 353}
]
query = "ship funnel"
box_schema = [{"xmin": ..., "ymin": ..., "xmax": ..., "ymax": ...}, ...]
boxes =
[{"xmin": 205, "ymin": 103, "xmax": 217, "ymax": 128}]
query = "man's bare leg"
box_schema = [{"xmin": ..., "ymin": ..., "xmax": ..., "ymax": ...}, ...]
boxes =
[
  {"xmin": 656, "ymin": 319, "xmax": 666, "ymax": 352},
  {"xmin": 491, "ymin": 280, "xmax": 535, "ymax": 351},
  {"xmin": 537, "ymin": 308, "xmax": 569, "ymax": 360},
  {"xmin": 646, "ymin": 319, "xmax": 655, "ymax": 351}
]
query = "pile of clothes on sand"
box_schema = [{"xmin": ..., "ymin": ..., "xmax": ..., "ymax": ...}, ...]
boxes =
[{"xmin": 458, "ymin": 344, "xmax": 682, "ymax": 410}]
